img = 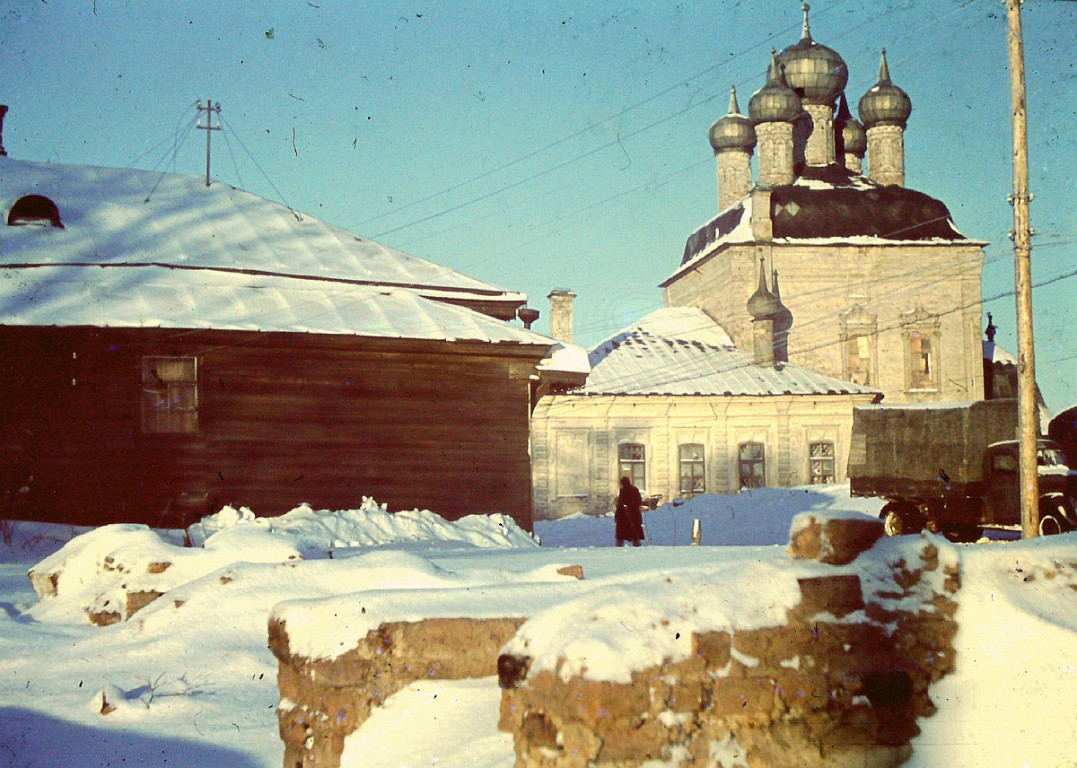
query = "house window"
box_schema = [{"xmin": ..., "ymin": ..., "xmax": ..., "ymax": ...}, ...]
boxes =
[
  {"xmin": 679, "ymin": 444, "xmax": 706, "ymax": 496},
  {"xmin": 142, "ymin": 356, "xmax": 198, "ymax": 433},
  {"xmin": 738, "ymin": 442, "xmax": 765, "ymax": 489},
  {"xmin": 7, "ymin": 195, "xmax": 63, "ymax": 228},
  {"xmin": 809, "ymin": 442, "xmax": 835, "ymax": 484},
  {"xmin": 619, "ymin": 443, "xmax": 646, "ymax": 490},
  {"xmin": 554, "ymin": 432, "xmax": 589, "ymax": 497},
  {"xmin": 908, "ymin": 332, "xmax": 934, "ymax": 389}
]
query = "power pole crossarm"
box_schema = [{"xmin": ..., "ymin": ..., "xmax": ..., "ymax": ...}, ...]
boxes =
[
  {"xmin": 197, "ymin": 99, "xmax": 222, "ymax": 187},
  {"xmin": 1005, "ymin": 0, "xmax": 1040, "ymax": 538}
]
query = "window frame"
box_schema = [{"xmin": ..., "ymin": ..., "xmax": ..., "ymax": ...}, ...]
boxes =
[
  {"xmin": 678, "ymin": 443, "xmax": 706, "ymax": 496},
  {"xmin": 839, "ymin": 305, "xmax": 876, "ymax": 387},
  {"xmin": 808, "ymin": 441, "xmax": 836, "ymax": 484},
  {"xmin": 737, "ymin": 441, "xmax": 766, "ymax": 489},
  {"xmin": 141, "ymin": 356, "xmax": 199, "ymax": 434},
  {"xmin": 901, "ymin": 308, "xmax": 941, "ymax": 392},
  {"xmin": 618, "ymin": 442, "xmax": 647, "ymax": 491}
]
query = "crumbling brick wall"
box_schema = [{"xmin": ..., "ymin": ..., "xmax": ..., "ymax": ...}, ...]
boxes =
[
  {"xmin": 270, "ymin": 519, "xmax": 959, "ymax": 768},
  {"xmin": 269, "ymin": 615, "xmax": 526, "ymax": 768},
  {"xmin": 497, "ymin": 522, "xmax": 959, "ymax": 768}
]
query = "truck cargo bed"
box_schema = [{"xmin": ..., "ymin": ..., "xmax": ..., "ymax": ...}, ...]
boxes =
[{"xmin": 848, "ymin": 399, "xmax": 1019, "ymax": 495}]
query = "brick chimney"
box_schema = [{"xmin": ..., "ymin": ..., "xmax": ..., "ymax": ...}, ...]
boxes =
[{"xmin": 547, "ymin": 289, "xmax": 576, "ymax": 344}]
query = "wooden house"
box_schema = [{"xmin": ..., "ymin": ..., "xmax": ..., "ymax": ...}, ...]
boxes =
[{"xmin": 0, "ymin": 156, "xmax": 553, "ymax": 531}]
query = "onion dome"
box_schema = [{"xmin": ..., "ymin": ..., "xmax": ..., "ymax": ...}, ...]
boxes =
[
  {"xmin": 778, "ymin": 3, "xmax": 848, "ymax": 106},
  {"xmin": 858, "ymin": 49, "xmax": 912, "ymax": 129},
  {"xmin": 771, "ymin": 269, "xmax": 794, "ymax": 333},
  {"xmin": 747, "ymin": 258, "xmax": 779, "ymax": 320},
  {"xmin": 749, "ymin": 52, "xmax": 803, "ymax": 125},
  {"xmin": 709, "ymin": 86, "xmax": 757, "ymax": 152},
  {"xmin": 835, "ymin": 93, "xmax": 866, "ymax": 156}
]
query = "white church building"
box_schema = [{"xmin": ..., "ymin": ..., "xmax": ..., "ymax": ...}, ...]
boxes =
[{"xmin": 531, "ymin": 6, "xmax": 988, "ymax": 520}]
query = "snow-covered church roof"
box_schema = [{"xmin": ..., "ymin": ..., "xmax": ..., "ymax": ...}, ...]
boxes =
[
  {"xmin": 581, "ymin": 306, "xmax": 880, "ymax": 398},
  {"xmin": 666, "ymin": 164, "xmax": 986, "ymax": 286},
  {"xmin": 0, "ymin": 157, "xmax": 551, "ymax": 347}
]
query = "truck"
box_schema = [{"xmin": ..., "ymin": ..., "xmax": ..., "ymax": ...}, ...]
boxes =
[{"xmin": 848, "ymin": 399, "xmax": 1077, "ymax": 539}]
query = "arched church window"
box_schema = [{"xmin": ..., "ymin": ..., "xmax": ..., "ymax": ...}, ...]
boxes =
[
  {"xmin": 900, "ymin": 308, "xmax": 941, "ymax": 392},
  {"xmin": 908, "ymin": 332, "xmax": 934, "ymax": 389},
  {"xmin": 839, "ymin": 305, "xmax": 877, "ymax": 387}
]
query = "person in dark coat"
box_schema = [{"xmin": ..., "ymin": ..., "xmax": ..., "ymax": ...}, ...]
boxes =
[{"xmin": 615, "ymin": 476, "xmax": 645, "ymax": 547}]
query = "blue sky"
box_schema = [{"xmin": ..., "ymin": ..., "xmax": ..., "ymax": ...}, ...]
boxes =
[{"xmin": 2, "ymin": 0, "xmax": 1074, "ymax": 409}]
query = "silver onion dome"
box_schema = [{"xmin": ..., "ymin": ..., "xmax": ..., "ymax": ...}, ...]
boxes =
[
  {"xmin": 749, "ymin": 52, "xmax": 803, "ymax": 125},
  {"xmin": 842, "ymin": 116, "xmax": 867, "ymax": 155},
  {"xmin": 835, "ymin": 93, "xmax": 866, "ymax": 156},
  {"xmin": 858, "ymin": 49, "xmax": 912, "ymax": 129},
  {"xmin": 748, "ymin": 260, "xmax": 779, "ymax": 320},
  {"xmin": 709, "ymin": 86, "xmax": 757, "ymax": 152},
  {"xmin": 778, "ymin": 3, "xmax": 848, "ymax": 106}
]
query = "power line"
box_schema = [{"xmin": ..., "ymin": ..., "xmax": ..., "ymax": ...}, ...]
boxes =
[
  {"xmin": 344, "ymin": 5, "xmax": 850, "ymax": 235},
  {"xmin": 541, "ymin": 264, "xmax": 1077, "ymax": 410},
  {"xmin": 364, "ymin": 0, "xmax": 990, "ymax": 249},
  {"xmin": 218, "ymin": 115, "xmax": 302, "ymax": 222}
]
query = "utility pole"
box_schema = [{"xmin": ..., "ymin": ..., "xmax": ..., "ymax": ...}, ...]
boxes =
[
  {"xmin": 196, "ymin": 99, "xmax": 221, "ymax": 187},
  {"xmin": 1005, "ymin": 0, "xmax": 1039, "ymax": 538}
]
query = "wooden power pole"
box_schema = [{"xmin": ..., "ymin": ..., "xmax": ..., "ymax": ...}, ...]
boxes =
[
  {"xmin": 1005, "ymin": 0, "xmax": 1039, "ymax": 538},
  {"xmin": 196, "ymin": 99, "xmax": 221, "ymax": 187}
]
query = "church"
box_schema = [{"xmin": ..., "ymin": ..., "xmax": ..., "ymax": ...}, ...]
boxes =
[{"xmin": 531, "ymin": 6, "xmax": 987, "ymax": 520}]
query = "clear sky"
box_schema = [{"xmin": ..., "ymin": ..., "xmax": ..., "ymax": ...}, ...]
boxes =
[{"xmin": 2, "ymin": 1, "xmax": 1074, "ymax": 410}]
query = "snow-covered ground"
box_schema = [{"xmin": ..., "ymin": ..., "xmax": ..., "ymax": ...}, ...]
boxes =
[{"xmin": 0, "ymin": 487, "xmax": 1074, "ymax": 768}]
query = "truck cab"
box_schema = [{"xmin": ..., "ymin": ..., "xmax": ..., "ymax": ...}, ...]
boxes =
[{"xmin": 981, "ymin": 439, "xmax": 1077, "ymax": 534}]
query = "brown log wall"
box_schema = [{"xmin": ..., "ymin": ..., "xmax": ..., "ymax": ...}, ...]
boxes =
[{"xmin": 0, "ymin": 326, "xmax": 541, "ymax": 530}]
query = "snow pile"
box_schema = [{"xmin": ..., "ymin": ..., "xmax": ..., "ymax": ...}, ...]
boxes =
[
  {"xmin": 501, "ymin": 557, "xmax": 807, "ymax": 683},
  {"xmin": 501, "ymin": 528, "xmax": 960, "ymax": 685},
  {"xmin": 912, "ymin": 537, "xmax": 1077, "ymax": 766},
  {"xmin": 28, "ymin": 500, "xmax": 538, "ymax": 624},
  {"xmin": 189, "ymin": 499, "xmax": 538, "ymax": 555},
  {"xmin": 28, "ymin": 523, "xmax": 303, "ymax": 624}
]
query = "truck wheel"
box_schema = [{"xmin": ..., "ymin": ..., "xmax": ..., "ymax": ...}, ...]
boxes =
[
  {"xmin": 946, "ymin": 526, "xmax": 981, "ymax": 543},
  {"xmin": 1038, "ymin": 513, "xmax": 1064, "ymax": 537},
  {"xmin": 881, "ymin": 503, "xmax": 921, "ymax": 537}
]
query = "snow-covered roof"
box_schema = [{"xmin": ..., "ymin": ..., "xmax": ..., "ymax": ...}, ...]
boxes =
[
  {"xmin": 0, "ymin": 157, "xmax": 523, "ymax": 303},
  {"xmin": 536, "ymin": 342, "xmax": 592, "ymax": 376},
  {"xmin": 0, "ymin": 157, "xmax": 552, "ymax": 347},
  {"xmin": 666, "ymin": 165, "xmax": 985, "ymax": 286},
  {"xmin": 0, "ymin": 263, "xmax": 551, "ymax": 344},
  {"xmin": 580, "ymin": 306, "xmax": 879, "ymax": 397},
  {"xmin": 984, "ymin": 341, "xmax": 1018, "ymax": 366}
]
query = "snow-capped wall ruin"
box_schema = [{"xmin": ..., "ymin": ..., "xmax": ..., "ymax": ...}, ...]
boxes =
[{"xmin": 270, "ymin": 514, "xmax": 961, "ymax": 767}]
